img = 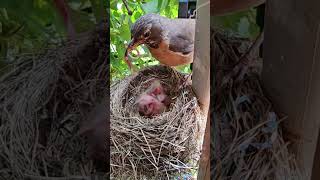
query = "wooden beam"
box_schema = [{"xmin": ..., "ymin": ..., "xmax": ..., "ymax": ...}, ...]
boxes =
[
  {"xmin": 191, "ymin": 0, "xmax": 210, "ymax": 179},
  {"xmin": 197, "ymin": 111, "xmax": 210, "ymax": 180},
  {"xmin": 262, "ymin": 0, "xmax": 320, "ymax": 179},
  {"xmin": 311, "ymin": 129, "xmax": 320, "ymax": 180},
  {"xmin": 192, "ymin": 0, "xmax": 210, "ymax": 114}
]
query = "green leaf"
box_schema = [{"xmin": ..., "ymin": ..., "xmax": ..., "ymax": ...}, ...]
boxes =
[
  {"xmin": 133, "ymin": 11, "xmax": 142, "ymax": 21},
  {"xmin": 119, "ymin": 24, "xmax": 131, "ymax": 40},
  {"xmin": 111, "ymin": 28, "xmax": 120, "ymax": 36},
  {"xmin": 237, "ymin": 18, "xmax": 250, "ymax": 37},
  {"xmin": 89, "ymin": 0, "xmax": 107, "ymax": 22},
  {"xmin": 158, "ymin": 0, "xmax": 168, "ymax": 12},
  {"xmin": 117, "ymin": 43, "xmax": 126, "ymax": 60},
  {"xmin": 110, "ymin": 0, "xmax": 117, "ymax": 10},
  {"xmin": 212, "ymin": 9, "xmax": 259, "ymax": 39},
  {"xmin": 141, "ymin": 0, "xmax": 159, "ymax": 14}
]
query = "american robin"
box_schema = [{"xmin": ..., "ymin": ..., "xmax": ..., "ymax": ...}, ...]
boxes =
[{"xmin": 125, "ymin": 13, "xmax": 195, "ymax": 69}]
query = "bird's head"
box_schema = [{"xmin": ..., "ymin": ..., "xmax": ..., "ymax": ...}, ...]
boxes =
[{"xmin": 127, "ymin": 14, "xmax": 165, "ymax": 52}]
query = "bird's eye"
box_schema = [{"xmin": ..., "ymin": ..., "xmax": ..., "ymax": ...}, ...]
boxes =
[{"xmin": 144, "ymin": 31, "xmax": 151, "ymax": 38}]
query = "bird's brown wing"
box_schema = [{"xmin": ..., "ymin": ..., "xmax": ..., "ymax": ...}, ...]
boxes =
[{"xmin": 168, "ymin": 34, "xmax": 194, "ymax": 55}]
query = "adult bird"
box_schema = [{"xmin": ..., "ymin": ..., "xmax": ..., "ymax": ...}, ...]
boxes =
[{"xmin": 125, "ymin": 13, "xmax": 196, "ymax": 70}]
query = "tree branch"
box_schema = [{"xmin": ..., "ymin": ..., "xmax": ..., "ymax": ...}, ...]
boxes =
[{"xmin": 122, "ymin": 0, "xmax": 133, "ymax": 15}]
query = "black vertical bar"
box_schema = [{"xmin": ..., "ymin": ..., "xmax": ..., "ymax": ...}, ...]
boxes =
[
  {"xmin": 256, "ymin": 4, "xmax": 265, "ymax": 58},
  {"xmin": 178, "ymin": 0, "xmax": 189, "ymax": 18}
]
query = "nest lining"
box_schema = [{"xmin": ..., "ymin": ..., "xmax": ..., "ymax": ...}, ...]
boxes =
[{"xmin": 110, "ymin": 65, "xmax": 203, "ymax": 179}]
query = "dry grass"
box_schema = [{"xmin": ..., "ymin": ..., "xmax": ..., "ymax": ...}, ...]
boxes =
[
  {"xmin": 110, "ymin": 65, "xmax": 204, "ymax": 179},
  {"xmin": 0, "ymin": 21, "xmax": 108, "ymax": 179},
  {"xmin": 211, "ymin": 29, "xmax": 304, "ymax": 180}
]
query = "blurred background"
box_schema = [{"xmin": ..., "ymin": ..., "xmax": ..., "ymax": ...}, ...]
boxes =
[
  {"xmin": 0, "ymin": 0, "xmax": 261, "ymax": 82},
  {"xmin": 0, "ymin": 0, "xmax": 106, "ymax": 72}
]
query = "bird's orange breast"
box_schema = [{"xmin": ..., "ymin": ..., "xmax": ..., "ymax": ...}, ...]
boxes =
[{"xmin": 149, "ymin": 41, "xmax": 193, "ymax": 66}]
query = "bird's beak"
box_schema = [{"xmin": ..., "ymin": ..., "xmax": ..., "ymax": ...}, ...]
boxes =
[
  {"xmin": 124, "ymin": 38, "xmax": 143, "ymax": 71},
  {"xmin": 127, "ymin": 38, "xmax": 143, "ymax": 52}
]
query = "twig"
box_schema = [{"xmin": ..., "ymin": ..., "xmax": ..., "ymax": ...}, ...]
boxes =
[
  {"xmin": 122, "ymin": 0, "xmax": 133, "ymax": 15},
  {"xmin": 235, "ymin": 31, "xmax": 264, "ymax": 68},
  {"xmin": 220, "ymin": 31, "xmax": 264, "ymax": 86}
]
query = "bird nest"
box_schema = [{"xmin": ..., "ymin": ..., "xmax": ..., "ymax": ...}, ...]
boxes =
[
  {"xmin": 110, "ymin": 65, "xmax": 204, "ymax": 179},
  {"xmin": 211, "ymin": 29, "xmax": 304, "ymax": 179},
  {"xmin": 0, "ymin": 21, "xmax": 108, "ymax": 179}
]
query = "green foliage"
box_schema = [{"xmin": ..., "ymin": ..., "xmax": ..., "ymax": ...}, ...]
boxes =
[
  {"xmin": 110, "ymin": 0, "xmax": 183, "ymax": 83},
  {"xmin": 212, "ymin": 9, "xmax": 260, "ymax": 39},
  {"xmin": 0, "ymin": 0, "xmax": 105, "ymax": 67}
]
